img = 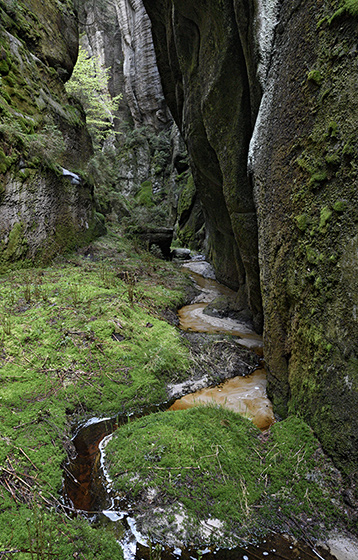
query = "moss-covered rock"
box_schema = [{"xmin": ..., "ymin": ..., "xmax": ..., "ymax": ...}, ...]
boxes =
[
  {"xmin": 142, "ymin": 0, "xmax": 263, "ymax": 331},
  {"xmin": 251, "ymin": 0, "xmax": 358, "ymax": 480},
  {"xmin": 144, "ymin": 0, "xmax": 358, "ymax": 482},
  {"xmin": 105, "ymin": 410, "xmax": 348, "ymax": 547},
  {"xmin": 0, "ymin": 0, "xmax": 97, "ymax": 268},
  {"xmin": 175, "ymin": 173, "xmax": 205, "ymax": 249}
]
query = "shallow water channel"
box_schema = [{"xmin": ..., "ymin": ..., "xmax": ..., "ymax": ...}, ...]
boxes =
[{"xmin": 63, "ymin": 261, "xmax": 337, "ymax": 560}]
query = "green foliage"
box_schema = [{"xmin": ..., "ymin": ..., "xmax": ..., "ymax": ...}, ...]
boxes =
[
  {"xmin": 295, "ymin": 213, "xmax": 310, "ymax": 232},
  {"xmin": 65, "ymin": 44, "xmax": 121, "ymax": 148},
  {"xmin": 319, "ymin": 206, "xmax": 333, "ymax": 231},
  {"xmin": 135, "ymin": 180, "xmax": 154, "ymax": 207},
  {"xmin": 342, "ymin": 0, "xmax": 358, "ymax": 15},
  {"xmin": 325, "ymin": 152, "xmax": 340, "ymax": 166},
  {"xmin": 333, "ymin": 199, "xmax": 347, "ymax": 212},
  {"xmin": 326, "ymin": 0, "xmax": 358, "ymax": 24},
  {"xmin": 0, "ymin": 111, "xmax": 66, "ymax": 172},
  {"xmin": 308, "ymin": 170, "xmax": 327, "ymax": 187}
]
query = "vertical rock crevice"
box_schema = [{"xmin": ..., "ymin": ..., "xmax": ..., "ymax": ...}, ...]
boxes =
[
  {"xmin": 141, "ymin": 0, "xmax": 358, "ymax": 481},
  {"xmin": 143, "ymin": 0, "xmax": 264, "ymax": 332}
]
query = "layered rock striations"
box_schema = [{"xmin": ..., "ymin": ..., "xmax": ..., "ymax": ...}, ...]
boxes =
[
  {"xmin": 78, "ymin": 0, "xmax": 202, "ymax": 246},
  {"xmin": 142, "ymin": 0, "xmax": 358, "ymax": 480},
  {"xmin": 0, "ymin": 0, "xmax": 101, "ymax": 268},
  {"xmin": 77, "ymin": 0, "xmax": 172, "ymax": 131}
]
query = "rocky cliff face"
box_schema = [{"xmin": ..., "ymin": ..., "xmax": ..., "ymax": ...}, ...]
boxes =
[
  {"xmin": 77, "ymin": 0, "xmax": 171, "ymax": 132},
  {"xmin": 0, "ymin": 0, "xmax": 101, "ymax": 269},
  {"xmin": 142, "ymin": 0, "xmax": 358, "ymax": 481},
  {"xmin": 251, "ymin": 0, "xmax": 358, "ymax": 482},
  {"xmin": 77, "ymin": 0, "xmax": 172, "ymax": 199},
  {"xmin": 142, "ymin": 0, "xmax": 264, "ymax": 332},
  {"xmin": 77, "ymin": 0, "xmax": 203, "ymax": 247}
]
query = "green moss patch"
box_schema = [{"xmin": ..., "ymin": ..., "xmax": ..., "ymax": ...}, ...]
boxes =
[
  {"xmin": 105, "ymin": 410, "xmax": 347, "ymax": 546},
  {"xmin": 2, "ymin": 221, "xmax": 28, "ymax": 261},
  {"xmin": 0, "ymin": 228, "xmax": 192, "ymax": 558},
  {"xmin": 177, "ymin": 173, "xmax": 196, "ymax": 218},
  {"xmin": 135, "ymin": 180, "xmax": 154, "ymax": 208},
  {"xmin": 307, "ymin": 69, "xmax": 323, "ymax": 85}
]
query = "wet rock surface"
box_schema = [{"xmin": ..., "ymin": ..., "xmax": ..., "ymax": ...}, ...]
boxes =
[{"xmin": 0, "ymin": 0, "xmax": 99, "ymax": 265}]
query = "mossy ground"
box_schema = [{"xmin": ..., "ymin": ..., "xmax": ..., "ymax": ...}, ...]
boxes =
[
  {"xmin": 0, "ymin": 226, "xmax": 353, "ymax": 556},
  {"xmin": 105, "ymin": 409, "xmax": 348, "ymax": 548},
  {"xmin": 0, "ymin": 226, "xmax": 192, "ymax": 559}
]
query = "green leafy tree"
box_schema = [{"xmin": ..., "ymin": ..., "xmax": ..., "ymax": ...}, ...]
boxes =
[{"xmin": 65, "ymin": 44, "xmax": 121, "ymax": 147}]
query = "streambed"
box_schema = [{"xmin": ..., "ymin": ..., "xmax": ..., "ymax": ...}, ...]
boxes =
[{"xmin": 62, "ymin": 261, "xmax": 342, "ymax": 560}]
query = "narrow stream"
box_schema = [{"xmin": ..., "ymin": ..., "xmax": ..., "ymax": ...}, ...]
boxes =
[
  {"xmin": 168, "ymin": 368, "xmax": 274, "ymax": 431},
  {"xmin": 178, "ymin": 266, "xmax": 263, "ymax": 354},
  {"xmin": 62, "ymin": 261, "xmax": 336, "ymax": 560}
]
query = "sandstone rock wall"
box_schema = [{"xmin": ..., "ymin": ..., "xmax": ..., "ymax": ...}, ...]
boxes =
[
  {"xmin": 77, "ymin": 0, "xmax": 173, "ymax": 196},
  {"xmin": 78, "ymin": 0, "xmax": 172, "ymax": 133},
  {"xmin": 0, "ymin": 0, "xmax": 101, "ymax": 268},
  {"xmin": 78, "ymin": 0, "xmax": 203, "ymax": 245},
  {"xmin": 250, "ymin": 0, "xmax": 358, "ymax": 480},
  {"xmin": 142, "ymin": 0, "xmax": 358, "ymax": 480},
  {"xmin": 142, "ymin": 0, "xmax": 264, "ymax": 331}
]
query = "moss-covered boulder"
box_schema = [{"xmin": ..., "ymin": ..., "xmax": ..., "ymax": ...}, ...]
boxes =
[
  {"xmin": 0, "ymin": 0, "xmax": 98, "ymax": 268},
  {"xmin": 105, "ymin": 409, "xmax": 348, "ymax": 547}
]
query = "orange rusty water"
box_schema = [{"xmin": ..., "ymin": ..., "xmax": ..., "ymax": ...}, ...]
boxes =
[
  {"xmin": 178, "ymin": 302, "xmax": 263, "ymax": 352},
  {"xmin": 172, "ymin": 263, "xmax": 273, "ymax": 430},
  {"xmin": 62, "ymin": 263, "xmax": 337, "ymax": 560},
  {"xmin": 169, "ymin": 368, "xmax": 274, "ymax": 430},
  {"xmin": 179, "ymin": 268, "xmax": 263, "ymax": 353}
]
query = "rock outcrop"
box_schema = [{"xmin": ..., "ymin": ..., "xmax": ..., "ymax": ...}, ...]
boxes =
[
  {"xmin": 77, "ymin": 0, "xmax": 172, "ymax": 196},
  {"xmin": 0, "ymin": 0, "xmax": 101, "ymax": 268},
  {"xmin": 78, "ymin": 0, "xmax": 172, "ymax": 132},
  {"xmin": 142, "ymin": 0, "xmax": 263, "ymax": 332},
  {"xmin": 78, "ymin": 0, "xmax": 203, "ymax": 246},
  {"xmin": 142, "ymin": 0, "xmax": 358, "ymax": 481},
  {"xmin": 250, "ymin": 0, "xmax": 358, "ymax": 481}
]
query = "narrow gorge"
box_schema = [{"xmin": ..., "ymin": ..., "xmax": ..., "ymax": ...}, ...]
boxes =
[
  {"xmin": 0, "ymin": 0, "xmax": 357, "ymax": 558},
  {"xmin": 141, "ymin": 0, "xmax": 358, "ymax": 483}
]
